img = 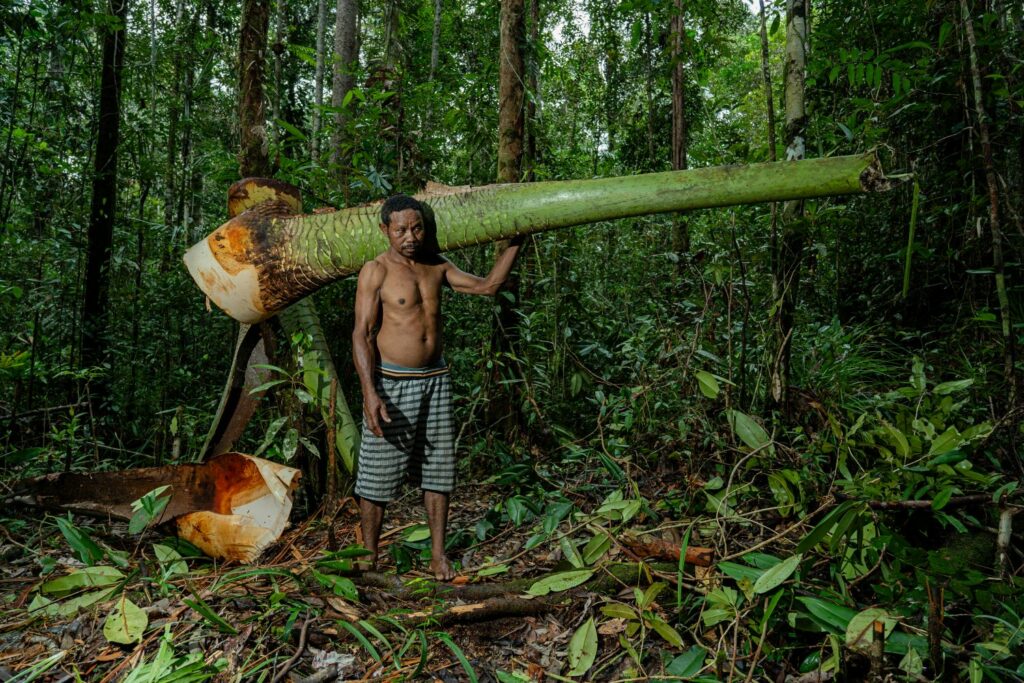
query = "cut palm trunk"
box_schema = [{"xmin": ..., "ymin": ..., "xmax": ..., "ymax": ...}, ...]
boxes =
[
  {"xmin": 184, "ymin": 153, "xmax": 899, "ymax": 323},
  {"xmin": 11, "ymin": 452, "xmax": 299, "ymax": 563}
]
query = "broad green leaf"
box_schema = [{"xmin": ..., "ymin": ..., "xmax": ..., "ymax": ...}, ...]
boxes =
[
  {"xmin": 845, "ymin": 608, "xmax": 896, "ymax": 651},
  {"xmin": 899, "ymin": 647, "xmax": 924, "ymax": 676},
  {"xmin": 718, "ymin": 561, "xmax": 764, "ymax": 583},
  {"xmin": 478, "ymin": 564, "xmax": 509, "ymax": 577},
  {"xmin": 667, "ymin": 646, "xmax": 706, "ymax": 677},
  {"xmin": 795, "ymin": 596, "xmax": 856, "ymax": 633},
  {"xmin": 54, "ymin": 587, "xmax": 118, "ymax": 617},
  {"xmin": 153, "ymin": 544, "xmax": 188, "ymax": 577},
  {"xmin": 695, "ymin": 371, "xmax": 720, "ymax": 399},
  {"xmin": 880, "ymin": 420, "xmax": 911, "ymax": 458},
  {"xmin": 255, "ymin": 416, "xmax": 288, "ymax": 456},
  {"xmin": 600, "ymin": 603, "xmax": 636, "ymax": 620},
  {"xmin": 526, "ymin": 569, "xmax": 594, "ymax": 596},
  {"xmin": 648, "ymin": 615, "xmax": 684, "ymax": 647},
  {"xmin": 796, "ymin": 501, "xmax": 859, "ymax": 553},
  {"xmin": 104, "ymin": 595, "xmax": 148, "ymax": 644},
  {"xmin": 41, "ymin": 566, "xmax": 124, "ymax": 596},
  {"xmin": 932, "ymin": 486, "xmax": 955, "ymax": 511},
  {"xmin": 281, "ymin": 427, "xmax": 299, "ymax": 461},
  {"xmin": 404, "ymin": 525, "xmax": 431, "ymax": 543},
  {"xmin": 582, "ymin": 534, "xmax": 611, "ymax": 565},
  {"xmin": 752, "ymin": 553, "xmax": 801, "ymax": 594},
  {"xmin": 567, "ymin": 617, "xmax": 598, "ymax": 676},
  {"xmin": 928, "ymin": 427, "xmax": 962, "ymax": 456},
  {"xmin": 726, "ymin": 410, "xmax": 773, "ymax": 452},
  {"xmin": 56, "ymin": 517, "xmax": 105, "ymax": 565},
  {"xmin": 496, "ymin": 672, "xmax": 531, "ymax": 683},
  {"xmin": 560, "ymin": 537, "xmax": 585, "ymax": 569},
  {"xmin": 933, "ymin": 378, "xmax": 973, "ymax": 395}
]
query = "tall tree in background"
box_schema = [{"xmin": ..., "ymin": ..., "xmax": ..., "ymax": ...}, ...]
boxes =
[
  {"xmin": 429, "ymin": 0, "xmax": 441, "ymax": 81},
  {"xmin": 670, "ymin": 0, "xmax": 689, "ymax": 263},
  {"xmin": 238, "ymin": 0, "xmax": 272, "ymax": 177},
  {"xmin": 311, "ymin": 0, "xmax": 327, "ymax": 161},
  {"xmin": 770, "ymin": 0, "xmax": 808, "ymax": 414},
  {"xmin": 330, "ymin": 0, "xmax": 358, "ymax": 192},
  {"xmin": 961, "ymin": 0, "xmax": 1017, "ymax": 402},
  {"xmin": 81, "ymin": 0, "xmax": 128, "ymax": 381},
  {"xmin": 489, "ymin": 0, "xmax": 527, "ymax": 435}
]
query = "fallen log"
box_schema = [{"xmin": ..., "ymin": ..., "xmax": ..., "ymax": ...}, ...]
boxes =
[
  {"xmin": 184, "ymin": 154, "xmax": 902, "ymax": 323},
  {"xmin": 344, "ymin": 561, "xmax": 682, "ymax": 602},
  {"xmin": 10, "ymin": 452, "xmax": 299, "ymax": 563},
  {"xmin": 619, "ymin": 532, "xmax": 715, "ymax": 566}
]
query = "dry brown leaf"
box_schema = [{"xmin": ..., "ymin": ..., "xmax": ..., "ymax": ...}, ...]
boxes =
[
  {"xmin": 325, "ymin": 597, "xmax": 361, "ymax": 622},
  {"xmin": 598, "ymin": 617, "xmax": 627, "ymax": 635}
]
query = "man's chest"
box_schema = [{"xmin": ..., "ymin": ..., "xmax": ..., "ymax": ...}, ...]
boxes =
[{"xmin": 381, "ymin": 265, "xmax": 444, "ymax": 309}]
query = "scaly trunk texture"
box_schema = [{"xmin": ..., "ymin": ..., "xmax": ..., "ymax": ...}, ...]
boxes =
[
  {"xmin": 770, "ymin": 0, "xmax": 809, "ymax": 414},
  {"xmin": 81, "ymin": 0, "xmax": 128, "ymax": 374},
  {"xmin": 184, "ymin": 153, "xmax": 898, "ymax": 324},
  {"xmin": 238, "ymin": 0, "xmax": 272, "ymax": 177}
]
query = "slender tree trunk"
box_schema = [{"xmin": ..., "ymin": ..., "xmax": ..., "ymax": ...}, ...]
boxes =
[
  {"xmin": 429, "ymin": 0, "xmax": 441, "ymax": 81},
  {"xmin": 770, "ymin": 0, "xmax": 809, "ymax": 415},
  {"xmin": 758, "ymin": 0, "xmax": 780, "ymax": 316},
  {"xmin": 524, "ymin": 0, "xmax": 540, "ymax": 181},
  {"xmin": 271, "ymin": 0, "xmax": 285, "ymax": 157},
  {"xmin": 489, "ymin": 0, "xmax": 527, "ymax": 437},
  {"xmin": 644, "ymin": 12, "xmax": 656, "ymax": 169},
  {"xmin": 497, "ymin": 0, "xmax": 525, "ymax": 184},
  {"xmin": 330, "ymin": 0, "xmax": 358, "ymax": 191},
  {"xmin": 670, "ymin": 0, "xmax": 689, "ymax": 265},
  {"xmin": 81, "ymin": 0, "xmax": 128, "ymax": 385},
  {"xmin": 311, "ymin": 0, "xmax": 327, "ymax": 161},
  {"xmin": 962, "ymin": 0, "xmax": 1017, "ymax": 402},
  {"xmin": 238, "ymin": 0, "xmax": 272, "ymax": 177}
]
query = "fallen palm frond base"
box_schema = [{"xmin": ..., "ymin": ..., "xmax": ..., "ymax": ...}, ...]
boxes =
[{"xmin": 10, "ymin": 452, "xmax": 300, "ymax": 563}]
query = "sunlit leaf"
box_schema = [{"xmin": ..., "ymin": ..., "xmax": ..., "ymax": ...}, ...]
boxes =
[
  {"xmin": 104, "ymin": 595, "xmax": 148, "ymax": 644},
  {"xmin": 526, "ymin": 570, "xmax": 594, "ymax": 596},
  {"xmin": 752, "ymin": 553, "xmax": 801, "ymax": 594},
  {"xmin": 567, "ymin": 616, "xmax": 598, "ymax": 676}
]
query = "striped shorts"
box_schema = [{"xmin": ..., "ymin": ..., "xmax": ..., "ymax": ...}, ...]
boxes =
[{"xmin": 354, "ymin": 360, "xmax": 456, "ymax": 502}]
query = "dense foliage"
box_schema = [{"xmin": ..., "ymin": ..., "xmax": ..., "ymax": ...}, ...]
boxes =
[{"xmin": 1, "ymin": 0, "xmax": 1022, "ymax": 680}]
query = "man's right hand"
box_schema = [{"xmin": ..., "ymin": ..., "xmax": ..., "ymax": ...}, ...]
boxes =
[{"xmin": 363, "ymin": 391, "xmax": 392, "ymax": 437}]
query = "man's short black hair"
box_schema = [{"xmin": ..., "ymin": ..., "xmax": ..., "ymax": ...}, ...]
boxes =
[{"xmin": 380, "ymin": 194, "xmax": 424, "ymax": 226}]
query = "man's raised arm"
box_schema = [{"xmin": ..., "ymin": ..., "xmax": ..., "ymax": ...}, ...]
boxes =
[
  {"xmin": 443, "ymin": 235, "xmax": 526, "ymax": 296},
  {"xmin": 352, "ymin": 261, "xmax": 390, "ymax": 437}
]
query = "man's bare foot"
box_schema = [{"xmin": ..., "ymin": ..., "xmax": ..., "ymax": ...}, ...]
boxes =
[{"xmin": 430, "ymin": 554, "xmax": 456, "ymax": 581}]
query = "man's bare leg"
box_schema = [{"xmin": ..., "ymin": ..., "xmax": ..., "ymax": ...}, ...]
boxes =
[
  {"xmin": 424, "ymin": 490, "xmax": 455, "ymax": 580},
  {"xmin": 359, "ymin": 497, "xmax": 386, "ymax": 570}
]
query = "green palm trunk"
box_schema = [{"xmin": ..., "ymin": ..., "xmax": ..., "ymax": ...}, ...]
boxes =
[{"xmin": 185, "ymin": 153, "xmax": 897, "ymax": 323}]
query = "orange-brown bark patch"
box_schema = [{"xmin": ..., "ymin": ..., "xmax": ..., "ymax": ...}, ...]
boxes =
[
  {"xmin": 208, "ymin": 218, "xmax": 254, "ymax": 276},
  {"xmin": 205, "ymin": 453, "xmax": 268, "ymax": 513},
  {"xmin": 229, "ymin": 177, "xmax": 302, "ymax": 218}
]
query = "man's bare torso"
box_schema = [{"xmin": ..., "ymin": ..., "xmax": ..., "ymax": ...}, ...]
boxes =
[{"xmin": 372, "ymin": 252, "xmax": 449, "ymax": 368}]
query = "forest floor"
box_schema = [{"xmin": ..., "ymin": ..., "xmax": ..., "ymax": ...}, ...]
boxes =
[{"xmin": 0, "ymin": 463, "xmax": 739, "ymax": 682}]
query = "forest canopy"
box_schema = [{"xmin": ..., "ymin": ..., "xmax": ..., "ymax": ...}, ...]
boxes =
[{"xmin": 1, "ymin": 0, "xmax": 1022, "ymax": 680}]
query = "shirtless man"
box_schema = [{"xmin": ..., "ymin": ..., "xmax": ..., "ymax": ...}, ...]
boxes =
[{"xmin": 352, "ymin": 194, "xmax": 524, "ymax": 580}]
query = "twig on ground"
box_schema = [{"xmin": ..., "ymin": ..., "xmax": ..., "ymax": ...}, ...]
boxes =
[{"xmin": 272, "ymin": 612, "xmax": 313, "ymax": 683}]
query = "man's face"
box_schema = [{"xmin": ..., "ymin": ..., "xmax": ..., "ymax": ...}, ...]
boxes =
[{"xmin": 381, "ymin": 208, "xmax": 425, "ymax": 258}]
